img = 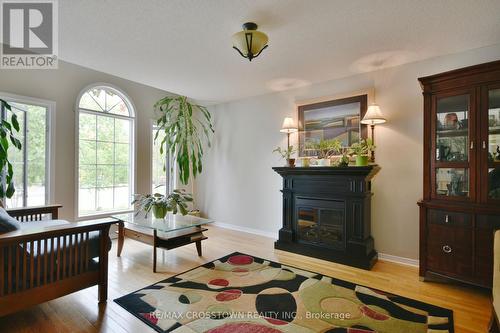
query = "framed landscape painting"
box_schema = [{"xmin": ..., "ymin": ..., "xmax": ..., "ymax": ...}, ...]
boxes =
[{"xmin": 298, "ymin": 95, "xmax": 368, "ymax": 157}]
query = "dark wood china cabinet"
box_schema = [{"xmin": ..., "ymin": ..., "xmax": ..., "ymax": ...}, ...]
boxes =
[{"xmin": 418, "ymin": 60, "xmax": 500, "ymax": 288}]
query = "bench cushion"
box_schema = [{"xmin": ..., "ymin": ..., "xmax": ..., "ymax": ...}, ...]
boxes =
[{"xmin": 0, "ymin": 208, "xmax": 21, "ymax": 233}]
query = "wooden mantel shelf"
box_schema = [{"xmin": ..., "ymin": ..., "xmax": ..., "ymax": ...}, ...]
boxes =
[{"xmin": 272, "ymin": 165, "xmax": 380, "ymax": 179}]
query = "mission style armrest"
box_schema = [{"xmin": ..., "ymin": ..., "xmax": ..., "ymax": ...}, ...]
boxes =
[
  {"xmin": 6, "ymin": 204, "xmax": 62, "ymax": 221},
  {"xmin": 0, "ymin": 204, "xmax": 116, "ymax": 317}
]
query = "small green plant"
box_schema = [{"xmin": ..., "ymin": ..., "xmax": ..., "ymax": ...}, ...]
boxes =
[
  {"xmin": 0, "ymin": 99, "xmax": 22, "ymax": 199},
  {"xmin": 273, "ymin": 146, "xmax": 296, "ymax": 160},
  {"xmin": 305, "ymin": 139, "xmax": 342, "ymax": 159},
  {"xmin": 336, "ymin": 153, "xmax": 350, "ymax": 167},
  {"xmin": 132, "ymin": 189, "xmax": 193, "ymax": 218},
  {"xmin": 348, "ymin": 138, "xmax": 375, "ymax": 156}
]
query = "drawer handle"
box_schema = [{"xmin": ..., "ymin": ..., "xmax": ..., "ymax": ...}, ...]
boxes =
[
  {"xmin": 442, "ymin": 245, "xmax": 452, "ymax": 254},
  {"xmin": 445, "ymin": 215, "xmax": 449, "ymax": 223}
]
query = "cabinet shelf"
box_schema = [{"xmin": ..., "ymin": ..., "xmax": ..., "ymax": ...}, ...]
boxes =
[{"xmin": 436, "ymin": 128, "xmax": 468, "ymax": 138}]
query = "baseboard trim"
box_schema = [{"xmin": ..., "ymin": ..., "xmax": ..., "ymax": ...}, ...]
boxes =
[
  {"xmin": 212, "ymin": 222, "xmax": 418, "ymax": 267},
  {"xmin": 377, "ymin": 253, "xmax": 419, "ymax": 267},
  {"xmin": 211, "ymin": 222, "xmax": 277, "ymax": 240}
]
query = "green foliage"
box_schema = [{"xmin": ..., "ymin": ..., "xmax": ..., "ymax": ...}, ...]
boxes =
[
  {"xmin": 132, "ymin": 189, "xmax": 193, "ymax": 216},
  {"xmin": 154, "ymin": 96, "xmax": 214, "ymax": 185},
  {"xmin": 336, "ymin": 153, "xmax": 350, "ymax": 167},
  {"xmin": 273, "ymin": 145, "xmax": 296, "ymax": 160},
  {"xmin": 349, "ymin": 138, "xmax": 375, "ymax": 156},
  {"xmin": 305, "ymin": 139, "xmax": 342, "ymax": 159},
  {"xmin": 0, "ymin": 99, "xmax": 22, "ymax": 199}
]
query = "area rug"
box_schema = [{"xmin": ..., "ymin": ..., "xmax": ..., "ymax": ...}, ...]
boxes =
[{"xmin": 114, "ymin": 252, "xmax": 453, "ymax": 333}]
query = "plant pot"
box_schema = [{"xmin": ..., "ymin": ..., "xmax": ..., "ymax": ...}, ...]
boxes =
[
  {"xmin": 152, "ymin": 205, "xmax": 168, "ymax": 219},
  {"xmin": 300, "ymin": 158, "xmax": 310, "ymax": 167},
  {"xmin": 286, "ymin": 158, "xmax": 296, "ymax": 167},
  {"xmin": 355, "ymin": 155, "xmax": 369, "ymax": 166},
  {"xmin": 316, "ymin": 158, "xmax": 331, "ymax": 167}
]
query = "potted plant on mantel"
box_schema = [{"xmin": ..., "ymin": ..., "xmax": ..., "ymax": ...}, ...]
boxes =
[
  {"xmin": 273, "ymin": 146, "xmax": 297, "ymax": 167},
  {"xmin": 133, "ymin": 189, "xmax": 193, "ymax": 219},
  {"xmin": 349, "ymin": 138, "xmax": 375, "ymax": 166},
  {"xmin": 305, "ymin": 139, "xmax": 342, "ymax": 166}
]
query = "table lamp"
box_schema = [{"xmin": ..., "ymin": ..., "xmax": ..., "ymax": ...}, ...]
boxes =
[{"xmin": 361, "ymin": 103, "xmax": 387, "ymax": 162}]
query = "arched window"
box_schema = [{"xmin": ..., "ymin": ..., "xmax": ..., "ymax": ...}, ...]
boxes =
[{"xmin": 77, "ymin": 85, "xmax": 135, "ymax": 217}]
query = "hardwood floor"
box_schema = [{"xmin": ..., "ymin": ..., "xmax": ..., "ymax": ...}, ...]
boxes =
[{"xmin": 0, "ymin": 225, "xmax": 491, "ymax": 332}]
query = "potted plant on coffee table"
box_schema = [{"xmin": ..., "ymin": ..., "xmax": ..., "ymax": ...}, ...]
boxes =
[
  {"xmin": 349, "ymin": 138, "xmax": 375, "ymax": 166},
  {"xmin": 305, "ymin": 139, "xmax": 342, "ymax": 166},
  {"xmin": 132, "ymin": 189, "xmax": 193, "ymax": 219},
  {"xmin": 273, "ymin": 146, "xmax": 297, "ymax": 167}
]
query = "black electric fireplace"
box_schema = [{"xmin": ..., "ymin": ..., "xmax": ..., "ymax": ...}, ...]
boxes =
[{"xmin": 273, "ymin": 166, "xmax": 380, "ymax": 269}]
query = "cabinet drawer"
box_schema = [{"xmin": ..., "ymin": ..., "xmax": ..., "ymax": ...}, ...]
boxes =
[
  {"xmin": 428, "ymin": 209, "xmax": 472, "ymax": 227},
  {"xmin": 427, "ymin": 223, "xmax": 473, "ymax": 278}
]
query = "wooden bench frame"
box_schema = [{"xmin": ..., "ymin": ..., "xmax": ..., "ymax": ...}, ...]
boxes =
[{"xmin": 0, "ymin": 205, "xmax": 115, "ymax": 317}]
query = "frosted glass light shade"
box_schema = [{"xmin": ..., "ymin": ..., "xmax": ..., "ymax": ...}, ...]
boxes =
[
  {"xmin": 280, "ymin": 117, "xmax": 298, "ymax": 133},
  {"xmin": 361, "ymin": 104, "xmax": 387, "ymax": 125},
  {"xmin": 232, "ymin": 22, "xmax": 268, "ymax": 61}
]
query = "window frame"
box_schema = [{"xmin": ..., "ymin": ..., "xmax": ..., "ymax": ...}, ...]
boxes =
[
  {"xmin": 75, "ymin": 83, "xmax": 136, "ymax": 220},
  {"xmin": 0, "ymin": 92, "xmax": 55, "ymax": 208},
  {"xmin": 151, "ymin": 122, "xmax": 170, "ymax": 195}
]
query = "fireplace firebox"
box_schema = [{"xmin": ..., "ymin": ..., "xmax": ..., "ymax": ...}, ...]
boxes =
[{"xmin": 273, "ymin": 166, "xmax": 380, "ymax": 269}]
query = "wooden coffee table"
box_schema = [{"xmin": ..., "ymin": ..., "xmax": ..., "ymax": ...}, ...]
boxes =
[{"xmin": 112, "ymin": 212, "xmax": 214, "ymax": 272}]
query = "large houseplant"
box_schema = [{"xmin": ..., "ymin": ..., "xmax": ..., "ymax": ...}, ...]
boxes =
[
  {"xmin": 154, "ymin": 96, "xmax": 214, "ymax": 185},
  {"xmin": 0, "ymin": 99, "xmax": 22, "ymax": 199},
  {"xmin": 132, "ymin": 189, "xmax": 193, "ymax": 219}
]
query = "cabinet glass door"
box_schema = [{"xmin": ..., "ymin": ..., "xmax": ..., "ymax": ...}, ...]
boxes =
[
  {"xmin": 434, "ymin": 94, "xmax": 472, "ymax": 198},
  {"xmin": 487, "ymin": 88, "xmax": 500, "ymax": 200}
]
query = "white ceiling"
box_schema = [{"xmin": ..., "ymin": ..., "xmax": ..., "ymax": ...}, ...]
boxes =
[{"xmin": 59, "ymin": 0, "xmax": 500, "ymax": 103}]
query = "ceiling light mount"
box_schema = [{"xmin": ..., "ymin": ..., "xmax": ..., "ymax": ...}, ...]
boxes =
[{"xmin": 232, "ymin": 22, "xmax": 269, "ymax": 62}]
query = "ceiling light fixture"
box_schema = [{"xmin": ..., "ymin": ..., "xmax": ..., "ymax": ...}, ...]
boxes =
[{"xmin": 232, "ymin": 22, "xmax": 269, "ymax": 62}]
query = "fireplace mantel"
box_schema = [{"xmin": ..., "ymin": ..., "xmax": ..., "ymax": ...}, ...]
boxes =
[{"xmin": 273, "ymin": 165, "xmax": 380, "ymax": 269}]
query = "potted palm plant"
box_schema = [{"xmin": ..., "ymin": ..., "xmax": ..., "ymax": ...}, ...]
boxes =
[
  {"xmin": 273, "ymin": 146, "xmax": 297, "ymax": 167},
  {"xmin": 132, "ymin": 189, "xmax": 193, "ymax": 219},
  {"xmin": 305, "ymin": 139, "xmax": 342, "ymax": 166},
  {"xmin": 154, "ymin": 96, "xmax": 214, "ymax": 185},
  {"xmin": 349, "ymin": 138, "xmax": 375, "ymax": 166}
]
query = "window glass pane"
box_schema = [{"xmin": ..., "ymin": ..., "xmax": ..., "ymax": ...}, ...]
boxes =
[
  {"xmin": 115, "ymin": 118, "xmax": 130, "ymax": 143},
  {"xmin": 106, "ymin": 90, "xmax": 129, "ymax": 116},
  {"xmin": 152, "ymin": 127, "xmax": 168, "ymax": 195},
  {"xmin": 26, "ymin": 105, "xmax": 46, "ymax": 206},
  {"xmin": 79, "ymin": 113, "xmax": 96, "ymax": 140},
  {"xmin": 115, "ymin": 143, "xmax": 129, "ymax": 165},
  {"xmin": 97, "ymin": 166, "xmax": 114, "ymax": 188},
  {"xmin": 79, "ymin": 92, "xmax": 103, "ymax": 112},
  {"xmin": 97, "ymin": 187, "xmax": 113, "ymax": 212},
  {"xmin": 79, "ymin": 188, "xmax": 95, "ymax": 215},
  {"xmin": 96, "ymin": 142, "xmax": 114, "ymax": 165},
  {"xmin": 114, "ymin": 185, "xmax": 130, "ymax": 209},
  {"xmin": 79, "ymin": 140, "xmax": 96, "ymax": 165},
  {"xmin": 97, "ymin": 116, "xmax": 114, "ymax": 142},
  {"xmin": 79, "ymin": 165, "xmax": 96, "ymax": 188}
]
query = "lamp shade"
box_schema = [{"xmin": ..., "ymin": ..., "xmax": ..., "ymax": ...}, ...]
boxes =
[
  {"xmin": 280, "ymin": 117, "xmax": 298, "ymax": 133},
  {"xmin": 232, "ymin": 22, "xmax": 268, "ymax": 61},
  {"xmin": 361, "ymin": 104, "xmax": 387, "ymax": 125}
]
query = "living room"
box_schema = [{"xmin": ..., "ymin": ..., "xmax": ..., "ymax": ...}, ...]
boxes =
[{"xmin": 0, "ymin": 1, "xmax": 499, "ymax": 332}]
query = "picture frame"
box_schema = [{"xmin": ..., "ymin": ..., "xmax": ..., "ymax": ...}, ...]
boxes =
[{"xmin": 298, "ymin": 94, "xmax": 368, "ymax": 157}]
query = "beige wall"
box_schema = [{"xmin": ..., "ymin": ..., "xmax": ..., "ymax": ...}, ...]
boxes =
[
  {"xmin": 0, "ymin": 60, "xmax": 171, "ymax": 220},
  {"xmin": 194, "ymin": 43, "xmax": 500, "ymax": 260}
]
